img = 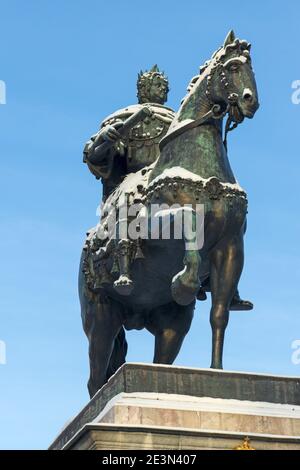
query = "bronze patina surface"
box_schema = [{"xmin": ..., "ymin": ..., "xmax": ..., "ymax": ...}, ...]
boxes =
[{"xmin": 80, "ymin": 32, "xmax": 259, "ymax": 398}]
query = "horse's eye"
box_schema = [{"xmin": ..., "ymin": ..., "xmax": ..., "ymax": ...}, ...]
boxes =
[{"xmin": 229, "ymin": 63, "xmax": 240, "ymax": 72}]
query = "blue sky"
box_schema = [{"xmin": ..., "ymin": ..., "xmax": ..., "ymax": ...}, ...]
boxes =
[{"xmin": 0, "ymin": 0, "xmax": 299, "ymax": 450}]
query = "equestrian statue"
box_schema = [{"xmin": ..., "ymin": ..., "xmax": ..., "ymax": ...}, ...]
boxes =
[{"xmin": 80, "ymin": 31, "xmax": 259, "ymax": 398}]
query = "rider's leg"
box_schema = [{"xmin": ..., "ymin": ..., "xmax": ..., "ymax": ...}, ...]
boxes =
[{"xmin": 171, "ymin": 208, "xmax": 202, "ymax": 306}]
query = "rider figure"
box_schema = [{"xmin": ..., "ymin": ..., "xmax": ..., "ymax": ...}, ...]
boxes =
[{"xmin": 83, "ymin": 65, "xmax": 174, "ymax": 199}]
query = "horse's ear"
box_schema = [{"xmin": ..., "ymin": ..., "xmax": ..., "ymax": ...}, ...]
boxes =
[{"xmin": 224, "ymin": 30, "xmax": 235, "ymax": 47}]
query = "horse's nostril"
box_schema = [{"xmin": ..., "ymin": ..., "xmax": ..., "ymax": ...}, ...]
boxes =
[{"xmin": 243, "ymin": 91, "xmax": 253, "ymax": 102}]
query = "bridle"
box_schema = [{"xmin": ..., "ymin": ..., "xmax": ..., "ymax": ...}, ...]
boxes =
[
  {"xmin": 205, "ymin": 58, "xmax": 245, "ymax": 151},
  {"xmin": 159, "ymin": 56, "xmax": 246, "ymax": 152}
]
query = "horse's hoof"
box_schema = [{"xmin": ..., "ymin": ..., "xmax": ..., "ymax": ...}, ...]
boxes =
[
  {"xmin": 114, "ymin": 275, "xmax": 134, "ymax": 296},
  {"xmin": 171, "ymin": 276, "xmax": 197, "ymax": 306},
  {"xmin": 210, "ymin": 363, "xmax": 223, "ymax": 369}
]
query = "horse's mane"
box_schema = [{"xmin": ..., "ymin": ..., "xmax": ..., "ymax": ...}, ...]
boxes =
[{"xmin": 186, "ymin": 35, "xmax": 251, "ymax": 95}]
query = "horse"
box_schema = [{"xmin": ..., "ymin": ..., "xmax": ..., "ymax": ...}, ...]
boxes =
[{"xmin": 79, "ymin": 30, "xmax": 259, "ymax": 398}]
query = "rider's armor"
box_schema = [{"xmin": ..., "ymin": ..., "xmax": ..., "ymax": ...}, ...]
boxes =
[
  {"xmin": 83, "ymin": 103, "xmax": 175, "ymax": 295},
  {"xmin": 83, "ymin": 103, "xmax": 175, "ymax": 194}
]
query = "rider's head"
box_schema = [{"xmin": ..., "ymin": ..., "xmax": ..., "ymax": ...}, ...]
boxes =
[{"xmin": 137, "ymin": 65, "xmax": 169, "ymax": 105}]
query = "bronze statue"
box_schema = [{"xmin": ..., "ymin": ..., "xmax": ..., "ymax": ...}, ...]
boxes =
[{"xmin": 80, "ymin": 31, "xmax": 259, "ymax": 398}]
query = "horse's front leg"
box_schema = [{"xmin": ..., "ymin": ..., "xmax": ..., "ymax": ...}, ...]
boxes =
[
  {"xmin": 171, "ymin": 208, "xmax": 203, "ymax": 306},
  {"xmin": 210, "ymin": 232, "xmax": 244, "ymax": 369}
]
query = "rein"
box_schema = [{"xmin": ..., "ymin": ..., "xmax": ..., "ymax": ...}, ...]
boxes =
[
  {"xmin": 223, "ymin": 92, "xmax": 241, "ymax": 151},
  {"xmin": 159, "ymin": 103, "xmax": 229, "ymax": 151},
  {"xmin": 159, "ymin": 63, "xmax": 243, "ymax": 153}
]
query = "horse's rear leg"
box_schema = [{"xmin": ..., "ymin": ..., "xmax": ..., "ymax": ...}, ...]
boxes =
[
  {"xmin": 210, "ymin": 233, "xmax": 244, "ymax": 369},
  {"xmin": 81, "ymin": 294, "xmax": 124, "ymax": 398},
  {"xmin": 147, "ymin": 301, "xmax": 195, "ymax": 364}
]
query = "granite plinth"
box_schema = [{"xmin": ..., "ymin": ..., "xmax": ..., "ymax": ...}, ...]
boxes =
[{"xmin": 50, "ymin": 363, "xmax": 300, "ymax": 450}]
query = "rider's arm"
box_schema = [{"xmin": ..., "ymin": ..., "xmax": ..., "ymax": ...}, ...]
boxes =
[{"xmin": 83, "ymin": 120, "xmax": 125, "ymax": 180}]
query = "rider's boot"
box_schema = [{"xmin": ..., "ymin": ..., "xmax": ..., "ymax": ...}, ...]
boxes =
[
  {"xmin": 113, "ymin": 239, "xmax": 134, "ymax": 295},
  {"xmin": 229, "ymin": 289, "xmax": 253, "ymax": 311},
  {"xmin": 197, "ymin": 280, "xmax": 253, "ymax": 311}
]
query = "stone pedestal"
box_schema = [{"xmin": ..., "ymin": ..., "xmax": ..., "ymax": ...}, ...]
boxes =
[{"xmin": 50, "ymin": 363, "xmax": 300, "ymax": 450}]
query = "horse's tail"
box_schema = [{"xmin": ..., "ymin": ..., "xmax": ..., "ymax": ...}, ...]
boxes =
[{"xmin": 106, "ymin": 327, "xmax": 128, "ymax": 381}]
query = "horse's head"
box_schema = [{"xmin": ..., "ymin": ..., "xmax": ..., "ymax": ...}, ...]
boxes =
[{"xmin": 205, "ymin": 30, "xmax": 259, "ymax": 124}]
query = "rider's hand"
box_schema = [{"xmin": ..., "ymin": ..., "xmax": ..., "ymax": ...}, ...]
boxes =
[
  {"xmin": 143, "ymin": 104, "xmax": 154, "ymax": 118},
  {"xmin": 102, "ymin": 121, "xmax": 123, "ymax": 143}
]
